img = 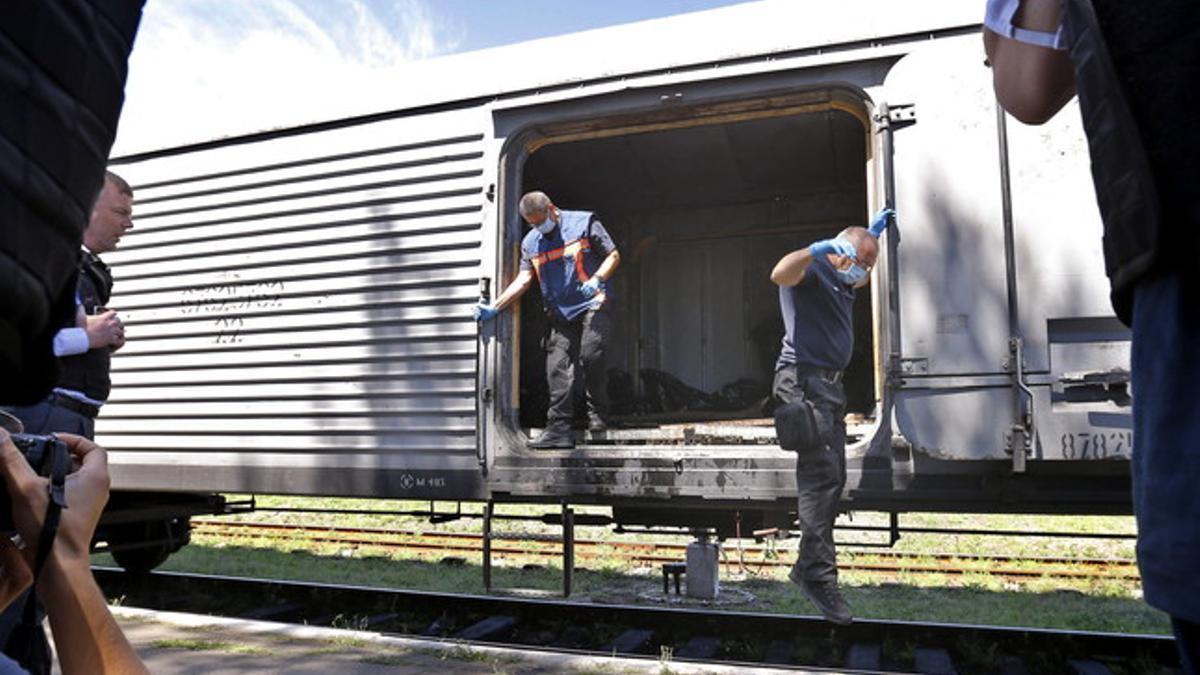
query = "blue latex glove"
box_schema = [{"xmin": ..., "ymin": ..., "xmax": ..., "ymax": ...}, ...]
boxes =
[
  {"xmin": 810, "ymin": 237, "xmax": 858, "ymax": 260},
  {"xmin": 472, "ymin": 302, "xmax": 498, "ymax": 322},
  {"xmin": 869, "ymin": 208, "xmax": 895, "ymax": 238},
  {"xmin": 580, "ymin": 277, "xmax": 603, "ymax": 298}
]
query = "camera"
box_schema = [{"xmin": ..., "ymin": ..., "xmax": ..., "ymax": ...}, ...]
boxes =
[{"xmin": 1, "ymin": 433, "xmax": 69, "ymax": 533}]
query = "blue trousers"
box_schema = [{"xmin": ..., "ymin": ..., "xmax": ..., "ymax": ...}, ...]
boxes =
[
  {"xmin": 1131, "ymin": 268, "xmax": 1200, "ymax": 669},
  {"xmin": 4, "ymin": 398, "xmax": 94, "ymax": 439}
]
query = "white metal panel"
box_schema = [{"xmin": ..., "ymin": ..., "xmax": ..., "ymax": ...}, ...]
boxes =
[
  {"xmin": 100, "ymin": 433, "xmax": 475, "ymax": 452},
  {"xmin": 109, "ymin": 355, "xmax": 474, "ymax": 386},
  {"xmin": 117, "ymin": 180, "xmax": 483, "ymax": 243},
  {"xmin": 880, "ymin": 37, "xmax": 1118, "ymax": 461},
  {"xmin": 115, "ymin": 247, "xmax": 478, "ymax": 295},
  {"xmin": 120, "ymin": 207, "xmax": 479, "ymax": 254},
  {"xmin": 875, "ymin": 36, "xmax": 1012, "ymax": 377},
  {"xmin": 100, "ymin": 115, "xmax": 488, "ymax": 489},
  {"xmin": 131, "ymin": 141, "xmax": 485, "ymax": 215},
  {"xmin": 105, "ymin": 379, "xmax": 471, "ymax": 403},
  {"xmin": 116, "ymin": 263, "xmax": 481, "ymax": 317}
]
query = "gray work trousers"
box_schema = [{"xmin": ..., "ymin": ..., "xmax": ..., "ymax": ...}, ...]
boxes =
[
  {"xmin": 772, "ymin": 365, "xmax": 847, "ymax": 583},
  {"xmin": 546, "ymin": 310, "xmax": 610, "ymax": 429}
]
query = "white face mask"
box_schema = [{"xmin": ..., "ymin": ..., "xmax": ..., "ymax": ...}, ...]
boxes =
[
  {"xmin": 532, "ymin": 210, "xmax": 557, "ymax": 235},
  {"xmin": 837, "ymin": 263, "xmax": 868, "ymax": 286}
]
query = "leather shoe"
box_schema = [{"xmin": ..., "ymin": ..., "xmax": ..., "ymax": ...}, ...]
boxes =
[
  {"xmin": 790, "ymin": 566, "xmax": 852, "ymax": 625},
  {"xmin": 527, "ymin": 428, "xmax": 575, "ymax": 449}
]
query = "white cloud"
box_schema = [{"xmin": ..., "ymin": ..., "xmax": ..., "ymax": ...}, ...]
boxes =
[{"xmin": 113, "ymin": 0, "xmax": 461, "ymax": 155}]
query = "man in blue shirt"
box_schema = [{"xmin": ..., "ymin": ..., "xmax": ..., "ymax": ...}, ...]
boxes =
[
  {"xmin": 770, "ymin": 210, "xmax": 889, "ymax": 625},
  {"xmin": 474, "ymin": 191, "xmax": 621, "ymax": 449}
]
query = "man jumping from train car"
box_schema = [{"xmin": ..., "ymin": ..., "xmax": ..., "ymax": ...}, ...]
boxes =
[
  {"xmin": 769, "ymin": 208, "xmax": 892, "ymax": 625},
  {"xmin": 472, "ymin": 191, "xmax": 621, "ymax": 449},
  {"xmin": 5, "ymin": 171, "xmax": 133, "ymax": 440}
]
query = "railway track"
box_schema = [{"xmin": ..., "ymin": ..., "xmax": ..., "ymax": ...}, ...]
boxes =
[
  {"xmin": 190, "ymin": 519, "xmax": 1141, "ymax": 582},
  {"xmin": 92, "ymin": 568, "xmax": 1176, "ymax": 673}
]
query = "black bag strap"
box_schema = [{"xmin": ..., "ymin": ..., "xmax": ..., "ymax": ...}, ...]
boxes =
[
  {"xmin": 4, "ymin": 438, "xmax": 69, "ymax": 674},
  {"xmin": 31, "ymin": 437, "xmax": 68, "ymax": 582}
]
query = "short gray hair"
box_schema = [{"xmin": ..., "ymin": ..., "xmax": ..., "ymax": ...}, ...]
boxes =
[
  {"xmin": 518, "ymin": 191, "xmax": 552, "ymax": 218},
  {"xmin": 105, "ymin": 170, "xmax": 133, "ymax": 196}
]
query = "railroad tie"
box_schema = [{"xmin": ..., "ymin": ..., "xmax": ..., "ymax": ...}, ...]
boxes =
[
  {"xmin": 608, "ymin": 628, "xmax": 655, "ymax": 654},
  {"xmin": 675, "ymin": 637, "xmax": 720, "ymax": 660},
  {"xmin": 845, "ymin": 643, "xmax": 882, "ymax": 671},
  {"xmin": 238, "ymin": 602, "xmax": 306, "ymax": 622},
  {"xmin": 456, "ymin": 615, "xmax": 518, "ymax": 641},
  {"xmin": 914, "ymin": 647, "xmax": 958, "ymax": 675},
  {"xmin": 1069, "ymin": 660, "xmax": 1115, "ymax": 675},
  {"xmin": 763, "ymin": 640, "xmax": 794, "ymax": 664}
]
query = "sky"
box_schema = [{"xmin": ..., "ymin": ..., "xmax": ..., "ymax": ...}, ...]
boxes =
[{"xmin": 113, "ymin": 0, "xmax": 758, "ymax": 154}]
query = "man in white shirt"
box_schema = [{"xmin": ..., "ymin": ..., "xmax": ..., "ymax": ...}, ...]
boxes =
[{"xmin": 5, "ymin": 171, "xmax": 132, "ymax": 438}]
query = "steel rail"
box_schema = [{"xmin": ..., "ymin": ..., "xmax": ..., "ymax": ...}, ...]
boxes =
[
  {"xmin": 191, "ymin": 520, "xmax": 1141, "ymax": 581},
  {"xmin": 91, "ymin": 567, "xmax": 1178, "ymax": 672}
]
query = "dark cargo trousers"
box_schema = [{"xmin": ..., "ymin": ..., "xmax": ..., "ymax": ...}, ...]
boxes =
[
  {"xmin": 772, "ymin": 365, "xmax": 847, "ymax": 583},
  {"xmin": 546, "ymin": 310, "xmax": 610, "ymax": 429}
]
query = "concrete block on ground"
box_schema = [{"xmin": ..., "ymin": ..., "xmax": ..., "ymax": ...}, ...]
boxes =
[{"xmin": 685, "ymin": 541, "xmax": 720, "ymax": 599}]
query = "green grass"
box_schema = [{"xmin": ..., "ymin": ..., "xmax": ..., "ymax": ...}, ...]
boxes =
[
  {"xmin": 358, "ymin": 651, "xmax": 411, "ymax": 666},
  {"xmin": 95, "ymin": 496, "xmax": 1169, "ymax": 636},
  {"xmin": 150, "ymin": 638, "xmax": 272, "ymax": 655},
  {"xmin": 325, "ymin": 635, "xmax": 370, "ymax": 648}
]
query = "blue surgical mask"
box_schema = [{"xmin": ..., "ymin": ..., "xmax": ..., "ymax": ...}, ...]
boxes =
[
  {"xmin": 837, "ymin": 263, "xmax": 868, "ymax": 286},
  {"xmin": 530, "ymin": 210, "xmax": 556, "ymax": 236}
]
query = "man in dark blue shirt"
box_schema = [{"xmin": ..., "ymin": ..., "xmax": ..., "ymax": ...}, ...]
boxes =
[
  {"xmin": 474, "ymin": 191, "xmax": 621, "ymax": 449},
  {"xmin": 770, "ymin": 211, "xmax": 889, "ymax": 624}
]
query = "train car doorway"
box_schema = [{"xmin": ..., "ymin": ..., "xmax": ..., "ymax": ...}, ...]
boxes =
[{"xmin": 512, "ymin": 93, "xmax": 875, "ymax": 442}]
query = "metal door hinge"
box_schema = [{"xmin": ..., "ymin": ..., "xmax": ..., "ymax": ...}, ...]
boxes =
[{"xmin": 876, "ymin": 103, "xmax": 917, "ymax": 130}]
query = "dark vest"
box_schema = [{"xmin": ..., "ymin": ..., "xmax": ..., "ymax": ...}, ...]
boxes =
[
  {"xmin": 1063, "ymin": 0, "xmax": 1200, "ymax": 324},
  {"xmin": 59, "ymin": 250, "xmax": 113, "ymax": 401}
]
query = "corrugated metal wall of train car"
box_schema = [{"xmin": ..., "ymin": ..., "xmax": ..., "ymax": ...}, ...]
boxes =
[{"xmin": 99, "ymin": 108, "xmax": 489, "ymax": 491}]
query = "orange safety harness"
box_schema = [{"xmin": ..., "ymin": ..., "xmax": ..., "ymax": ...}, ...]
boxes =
[{"xmin": 529, "ymin": 237, "xmax": 593, "ymax": 282}]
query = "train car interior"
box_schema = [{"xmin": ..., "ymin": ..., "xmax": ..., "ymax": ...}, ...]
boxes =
[{"xmin": 516, "ymin": 102, "xmax": 877, "ymax": 445}]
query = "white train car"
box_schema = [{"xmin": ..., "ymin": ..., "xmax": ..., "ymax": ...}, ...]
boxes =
[{"xmin": 96, "ymin": 2, "xmax": 1130, "ymax": 569}]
